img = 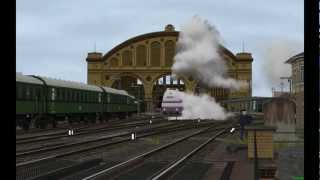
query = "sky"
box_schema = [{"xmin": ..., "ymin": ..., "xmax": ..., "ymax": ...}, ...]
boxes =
[{"xmin": 16, "ymin": 0, "xmax": 304, "ymax": 97}]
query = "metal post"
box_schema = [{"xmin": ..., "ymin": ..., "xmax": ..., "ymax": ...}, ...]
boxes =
[
  {"xmin": 254, "ymin": 130, "xmax": 259, "ymax": 180},
  {"xmin": 138, "ymin": 86, "xmax": 140, "ymax": 116},
  {"xmin": 288, "ymin": 79, "xmax": 292, "ymax": 94}
]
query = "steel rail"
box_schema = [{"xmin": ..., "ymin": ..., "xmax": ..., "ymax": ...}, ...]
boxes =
[
  {"xmin": 150, "ymin": 127, "xmax": 230, "ymax": 180},
  {"xmin": 81, "ymin": 123, "xmax": 232, "ymax": 180},
  {"xmin": 16, "ymin": 121, "xmax": 216, "ymax": 168}
]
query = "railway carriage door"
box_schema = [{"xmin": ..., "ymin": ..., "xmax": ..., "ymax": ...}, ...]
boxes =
[
  {"xmin": 98, "ymin": 93, "xmax": 102, "ymax": 112},
  {"xmin": 107, "ymin": 94, "xmax": 110, "ymax": 112},
  {"xmin": 35, "ymin": 87, "xmax": 38, "ymax": 114},
  {"xmin": 50, "ymin": 88, "xmax": 56, "ymax": 113}
]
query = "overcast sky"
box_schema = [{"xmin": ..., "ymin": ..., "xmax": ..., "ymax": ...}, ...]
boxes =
[{"xmin": 16, "ymin": 0, "xmax": 304, "ymax": 97}]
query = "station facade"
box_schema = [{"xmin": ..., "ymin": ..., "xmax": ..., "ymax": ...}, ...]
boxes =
[{"xmin": 86, "ymin": 24, "xmax": 253, "ymax": 112}]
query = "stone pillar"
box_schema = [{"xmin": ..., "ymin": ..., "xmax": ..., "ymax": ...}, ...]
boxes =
[
  {"xmin": 144, "ymin": 98, "xmax": 153, "ymax": 113},
  {"xmin": 245, "ymin": 125, "xmax": 276, "ymax": 159},
  {"xmin": 143, "ymin": 82, "xmax": 154, "ymax": 112}
]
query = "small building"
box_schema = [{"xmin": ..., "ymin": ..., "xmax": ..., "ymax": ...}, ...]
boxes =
[{"xmin": 285, "ymin": 52, "xmax": 304, "ymax": 129}]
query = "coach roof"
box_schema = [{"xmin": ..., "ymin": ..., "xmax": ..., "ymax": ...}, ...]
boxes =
[
  {"xmin": 37, "ymin": 76, "xmax": 103, "ymax": 92},
  {"xmin": 16, "ymin": 72, "xmax": 43, "ymax": 85}
]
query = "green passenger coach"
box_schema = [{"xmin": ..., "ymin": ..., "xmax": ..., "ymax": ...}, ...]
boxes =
[{"xmin": 16, "ymin": 73, "xmax": 137, "ymax": 130}]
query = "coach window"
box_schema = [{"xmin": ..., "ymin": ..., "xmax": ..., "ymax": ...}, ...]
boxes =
[
  {"xmin": 107, "ymin": 94, "xmax": 110, "ymax": 103},
  {"xmin": 61, "ymin": 89, "xmax": 65, "ymax": 101},
  {"xmin": 76, "ymin": 91, "xmax": 79, "ymax": 102},
  {"xmin": 26, "ymin": 86, "xmax": 30, "ymax": 100},
  {"xmin": 98, "ymin": 93, "xmax": 102, "ymax": 103},
  {"xmin": 81, "ymin": 92, "xmax": 84, "ymax": 102},
  {"xmin": 56, "ymin": 88, "xmax": 60, "ymax": 100},
  {"xmin": 51, "ymin": 88, "xmax": 56, "ymax": 101},
  {"xmin": 30, "ymin": 87, "xmax": 34, "ymax": 100}
]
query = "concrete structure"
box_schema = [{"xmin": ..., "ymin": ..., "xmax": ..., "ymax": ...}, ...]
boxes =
[
  {"xmin": 285, "ymin": 52, "xmax": 304, "ymax": 129},
  {"xmin": 86, "ymin": 24, "xmax": 253, "ymax": 112}
]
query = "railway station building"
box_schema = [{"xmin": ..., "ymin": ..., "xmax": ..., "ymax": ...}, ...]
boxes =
[{"xmin": 86, "ymin": 24, "xmax": 253, "ymax": 112}]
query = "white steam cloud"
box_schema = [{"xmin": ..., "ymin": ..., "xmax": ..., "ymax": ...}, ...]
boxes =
[
  {"xmin": 167, "ymin": 16, "xmax": 244, "ymax": 120},
  {"xmin": 260, "ymin": 40, "xmax": 303, "ymax": 90},
  {"xmin": 170, "ymin": 89, "xmax": 233, "ymax": 120},
  {"xmin": 172, "ymin": 16, "xmax": 247, "ymax": 90}
]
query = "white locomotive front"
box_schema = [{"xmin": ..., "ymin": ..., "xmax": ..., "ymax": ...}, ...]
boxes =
[{"xmin": 161, "ymin": 89, "xmax": 183, "ymax": 115}]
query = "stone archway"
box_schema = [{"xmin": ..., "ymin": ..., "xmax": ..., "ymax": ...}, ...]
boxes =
[
  {"xmin": 86, "ymin": 24, "xmax": 253, "ymax": 112},
  {"xmin": 151, "ymin": 74, "xmax": 186, "ymax": 112}
]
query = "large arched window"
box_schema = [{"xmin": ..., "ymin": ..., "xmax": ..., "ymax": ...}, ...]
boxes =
[
  {"xmin": 122, "ymin": 50, "xmax": 133, "ymax": 66},
  {"xmin": 136, "ymin": 45, "xmax": 147, "ymax": 66},
  {"xmin": 165, "ymin": 40, "xmax": 175, "ymax": 67},
  {"xmin": 150, "ymin": 41, "xmax": 161, "ymax": 66},
  {"xmin": 109, "ymin": 58, "xmax": 118, "ymax": 67}
]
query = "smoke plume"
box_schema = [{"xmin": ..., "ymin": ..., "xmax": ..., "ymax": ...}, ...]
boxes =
[
  {"xmin": 260, "ymin": 40, "xmax": 303, "ymax": 90},
  {"xmin": 166, "ymin": 16, "xmax": 247, "ymax": 120},
  {"xmin": 164, "ymin": 89, "xmax": 233, "ymax": 120},
  {"xmin": 172, "ymin": 16, "xmax": 247, "ymax": 90}
]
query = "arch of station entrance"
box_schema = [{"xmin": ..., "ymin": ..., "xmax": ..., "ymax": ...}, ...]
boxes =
[
  {"xmin": 150, "ymin": 73, "xmax": 197, "ymax": 92},
  {"xmin": 151, "ymin": 73, "xmax": 187, "ymax": 111},
  {"xmin": 107, "ymin": 73, "xmax": 146, "ymax": 98}
]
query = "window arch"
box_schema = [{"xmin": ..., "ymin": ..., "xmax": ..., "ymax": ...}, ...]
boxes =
[
  {"xmin": 165, "ymin": 40, "xmax": 175, "ymax": 67},
  {"xmin": 136, "ymin": 45, "xmax": 147, "ymax": 66},
  {"xmin": 150, "ymin": 41, "xmax": 161, "ymax": 66},
  {"xmin": 109, "ymin": 58, "xmax": 118, "ymax": 67},
  {"xmin": 122, "ymin": 50, "xmax": 133, "ymax": 66}
]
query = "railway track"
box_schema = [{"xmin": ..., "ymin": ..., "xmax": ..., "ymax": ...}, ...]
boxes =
[
  {"xmin": 16, "ymin": 114, "xmax": 161, "ymax": 138},
  {"xmin": 16, "ymin": 120, "xmax": 217, "ymax": 164},
  {"xmin": 16, "ymin": 118, "xmax": 238, "ymax": 180},
  {"xmin": 16, "ymin": 117, "xmax": 165, "ymax": 146},
  {"xmin": 16, "ymin": 119, "xmax": 173, "ymax": 154},
  {"xmin": 68, "ymin": 122, "xmax": 236, "ymax": 180}
]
